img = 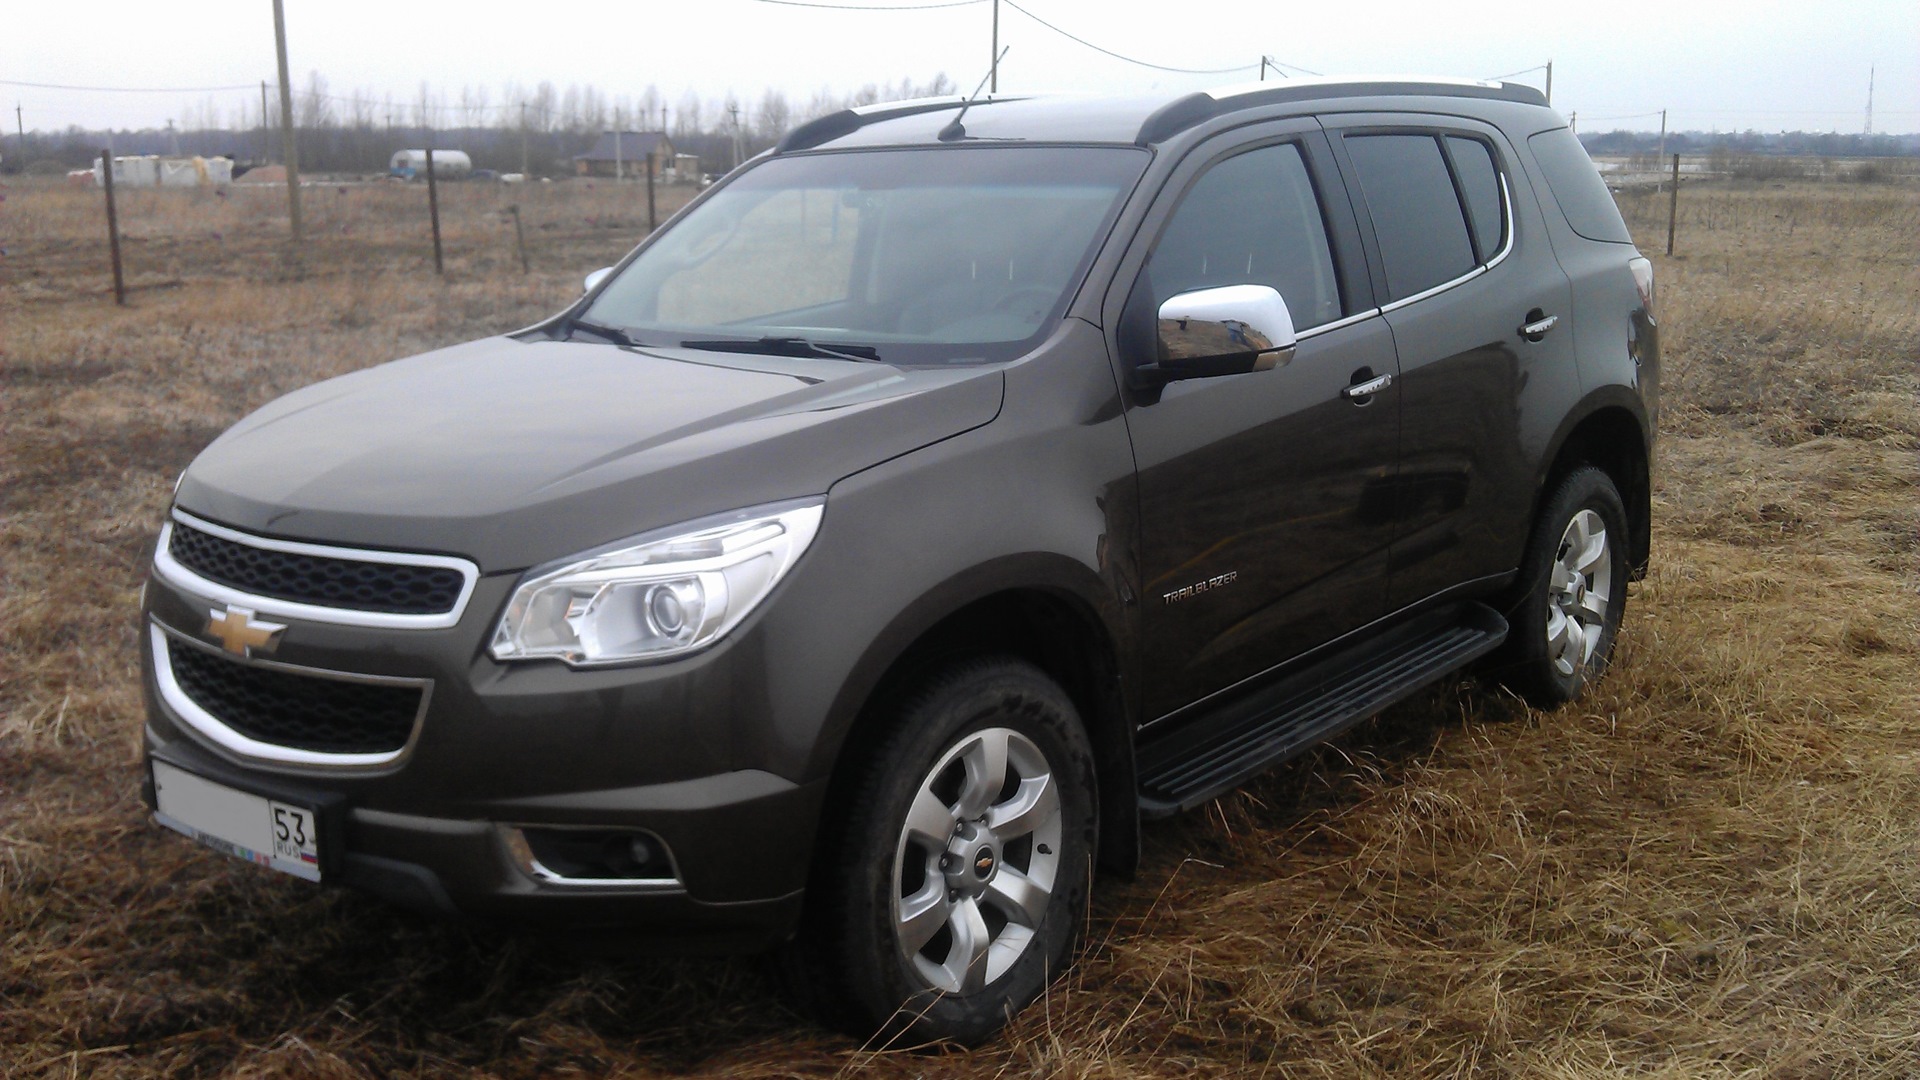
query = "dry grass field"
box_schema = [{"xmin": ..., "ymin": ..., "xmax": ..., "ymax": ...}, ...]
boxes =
[{"xmin": 2, "ymin": 170, "xmax": 1916, "ymax": 1078}]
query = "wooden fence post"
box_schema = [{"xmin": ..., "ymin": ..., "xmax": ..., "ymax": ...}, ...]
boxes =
[
  {"xmin": 509, "ymin": 203, "xmax": 529, "ymax": 274},
  {"xmin": 1665, "ymin": 154, "xmax": 1680, "ymax": 257},
  {"xmin": 425, "ymin": 147, "xmax": 444, "ymax": 275},
  {"xmin": 100, "ymin": 150, "xmax": 125, "ymax": 305}
]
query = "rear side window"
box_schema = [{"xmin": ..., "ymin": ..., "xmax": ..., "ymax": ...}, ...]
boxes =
[
  {"xmin": 1149, "ymin": 142, "xmax": 1342, "ymax": 330},
  {"xmin": 1344, "ymin": 134, "xmax": 1476, "ymax": 301},
  {"xmin": 1528, "ymin": 127, "xmax": 1633, "ymax": 243},
  {"xmin": 1446, "ymin": 136, "xmax": 1505, "ymax": 261}
]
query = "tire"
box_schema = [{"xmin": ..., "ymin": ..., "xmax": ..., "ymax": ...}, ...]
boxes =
[
  {"xmin": 791, "ymin": 657, "xmax": 1098, "ymax": 1046},
  {"xmin": 1498, "ymin": 466, "xmax": 1630, "ymax": 708}
]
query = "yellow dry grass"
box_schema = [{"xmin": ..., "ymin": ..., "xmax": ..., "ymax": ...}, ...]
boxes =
[{"xmin": 1, "ymin": 172, "xmax": 1916, "ymax": 1078}]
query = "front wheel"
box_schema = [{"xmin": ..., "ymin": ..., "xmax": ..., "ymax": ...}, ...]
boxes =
[
  {"xmin": 793, "ymin": 658, "xmax": 1097, "ymax": 1045},
  {"xmin": 1499, "ymin": 466, "xmax": 1630, "ymax": 707}
]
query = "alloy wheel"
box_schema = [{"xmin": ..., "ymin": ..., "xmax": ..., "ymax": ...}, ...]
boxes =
[
  {"xmin": 1546, "ymin": 508, "xmax": 1613, "ymax": 678},
  {"xmin": 891, "ymin": 726, "xmax": 1062, "ymax": 995}
]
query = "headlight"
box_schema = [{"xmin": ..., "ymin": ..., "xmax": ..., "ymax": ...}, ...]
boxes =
[{"xmin": 489, "ymin": 500, "xmax": 823, "ymax": 667}]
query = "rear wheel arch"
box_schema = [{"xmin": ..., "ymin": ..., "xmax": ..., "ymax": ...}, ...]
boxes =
[{"xmin": 1537, "ymin": 399, "xmax": 1651, "ymax": 578}]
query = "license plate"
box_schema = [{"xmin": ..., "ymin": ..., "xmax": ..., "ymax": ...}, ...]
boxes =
[{"xmin": 151, "ymin": 760, "xmax": 322, "ymax": 881}]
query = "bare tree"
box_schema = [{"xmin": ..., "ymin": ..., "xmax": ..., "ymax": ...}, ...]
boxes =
[
  {"xmin": 579, "ymin": 85, "xmax": 607, "ymax": 134},
  {"xmin": 298, "ymin": 70, "xmax": 335, "ymax": 130},
  {"xmin": 756, "ymin": 88, "xmax": 792, "ymax": 142},
  {"xmin": 415, "ymin": 81, "xmax": 439, "ymax": 135},
  {"xmin": 674, "ymin": 90, "xmax": 702, "ymax": 140},
  {"xmin": 531, "ymin": 82, "xmax": 558, "ymax": 131}
]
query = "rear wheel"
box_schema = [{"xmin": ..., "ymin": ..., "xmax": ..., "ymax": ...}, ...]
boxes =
[
  {"xmin": 793, "ymin": 658, "xmax": 1096, "ymax": 1045},
  {"xmin": 1500, "ymin": 466, "xmax": 1630, "ymax": 707}
]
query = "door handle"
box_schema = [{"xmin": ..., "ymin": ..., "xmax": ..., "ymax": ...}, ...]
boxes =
[
  {"xmin": 1519, "ymin": 312, "xmax": 1559, "ymax": 341},
  {"xmin": 1342, "ymin": 372, "xmax": 1393, "ymax": 401}
]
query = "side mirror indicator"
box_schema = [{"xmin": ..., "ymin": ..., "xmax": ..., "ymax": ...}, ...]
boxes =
[
  {"xmin": 583, "ymin": 266, "xmax": 614, "ymax": 293},
  {"xmin": 1139, "ymin": 284, "xmax": 1297, "ymax": 386}
]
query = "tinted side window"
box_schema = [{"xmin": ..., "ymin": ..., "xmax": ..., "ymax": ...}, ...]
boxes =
[
  {"xmin": 1344, "ymin": 134, "xmax": 1476, "ymax": 301},
  {"xmin": 1446, "ymin": 136, "xmax": 1505, "ymax": 262},
  {"xmin": 1150, "ymin": 143, "xmax": 1342, "ymax": 330},
  {"xmin": 1528, "ymin": 126, "xmax": 1634, "ymax": 243}
]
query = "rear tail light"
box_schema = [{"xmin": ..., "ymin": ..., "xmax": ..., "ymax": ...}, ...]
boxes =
[{"xmin": 1629, "ymin": 257, "xmax": 1655, "ymax": 320}]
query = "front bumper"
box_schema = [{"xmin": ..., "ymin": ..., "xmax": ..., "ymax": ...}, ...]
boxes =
[
  {"xmin": 139, "ymin": 527, "xmax": 828, "ymax": 951},
  {"xmin": 142, "ymin": 731, "xmax": 811, "ymax": 950}
]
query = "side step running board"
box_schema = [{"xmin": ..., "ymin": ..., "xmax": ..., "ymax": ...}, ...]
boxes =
[{"xmin": 1137, "ymin": 602, "xmax": 1508, "ymax": 818}]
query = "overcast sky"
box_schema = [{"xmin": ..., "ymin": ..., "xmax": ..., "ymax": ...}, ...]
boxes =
[{"xmin": 5, "ymin": 0, "xmax": 1913, "ymax": 135}]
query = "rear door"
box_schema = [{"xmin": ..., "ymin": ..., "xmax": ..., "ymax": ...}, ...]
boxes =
[
  {"xmin": 1326, "ymin": 118, "xmax": 1581, "ymax": 610},
  {"xmin": 1108, "ymin": 122, "xmax": 1402, "ymax": 722}
]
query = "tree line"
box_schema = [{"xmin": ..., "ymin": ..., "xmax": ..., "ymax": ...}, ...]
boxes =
[{"xmin": 5, "ymin": 71, "xmax": 959, "ymax": 176}]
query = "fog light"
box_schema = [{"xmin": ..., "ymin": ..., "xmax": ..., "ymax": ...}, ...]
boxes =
[{"xmin": 507, "ymin": 827, "xmax": 677, "ymax": 883}]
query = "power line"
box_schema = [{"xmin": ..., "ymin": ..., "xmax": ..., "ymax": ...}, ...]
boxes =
[
  {"xmin": 1001, "ymin": 0, "xmax": 1257, "ymax": 75},
  {"xmin": 1581, "ymin": 110, "xmax": 1664, "ymax": 122},
  {"xmin": 1262, "ymin": 57, "xmax": 1323, "ymax": 78},
  {"xmin": 0, "ymin": 77, "xmax": 259, "ymax": 94},
  {"xmin": 1486, "ymin": 64, "xmax": 1549, "ymax": 82}
]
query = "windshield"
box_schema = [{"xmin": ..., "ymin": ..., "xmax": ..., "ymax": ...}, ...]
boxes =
[{"xmin": 582, "ymin": 145, "xmax": 1147, "ymax": 364}]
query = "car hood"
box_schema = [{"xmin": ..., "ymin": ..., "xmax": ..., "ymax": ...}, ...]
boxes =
[{"xmin": 175, "ymin": 336, "xmax": 1005, "ymax": 570}]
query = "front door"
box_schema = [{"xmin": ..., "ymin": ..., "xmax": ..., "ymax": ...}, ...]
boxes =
[{"xmin": 1117, "ymin": 129, "xmax": 1402, "ymax": 721}]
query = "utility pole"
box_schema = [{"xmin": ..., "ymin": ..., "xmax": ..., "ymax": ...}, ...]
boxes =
[
  {"xmin": 729, "ymin": 102, "xmax": 742, "ymax": 171},
  {"xmin": 615, "ymin": 128, "xmax": 623, "ymax": 181},
  {"xmin": 1864, "ymin": 64, "xmax": 1874, "ymax": 135},
  {"xmin": 259, "ymin": 81, "xmax": 269, "ymax": 162},
  {"xmin": 1544, "ymin": 59, "xmax": 1553, "ymax": 106},
  {"xmin": 271, "ymin": 0, "xmax": 303, "ymax": 253},
  {"xmin": 1656, "ymin": 108, "xmax": 1667, "ymax": 186},
  {"xmin": 14, "ymin": 104, "xmax": 23, "ymax": 169},
  {"xmin": 990, "ymin": 0, "xmax": 1000, "ymax": 93}
]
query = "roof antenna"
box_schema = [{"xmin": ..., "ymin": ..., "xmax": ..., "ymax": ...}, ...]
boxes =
[{"xmin": 939, "ymin": 46, "xmax": 1009, "ymax": 142}]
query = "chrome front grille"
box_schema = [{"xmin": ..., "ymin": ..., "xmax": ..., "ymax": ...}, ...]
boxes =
[
  {"xmin": 167, "ymin": 640, "xmax": 422, "ymax": 755},
  {"xmin": 153, "ymin": 510, "xmax": 479, "ymax": 630},
  {"xmin": 168, "ymin": 519, "xmax": 466, "ymax": 615}
]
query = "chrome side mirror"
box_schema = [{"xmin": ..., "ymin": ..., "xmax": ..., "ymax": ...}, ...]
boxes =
[
  {"xmin": 1144, "ymin": 284, "xmax": 1297, "ymax": 384},
  {"xmin": 583, "ymin": 266, "xmax": 614, "ymax": 293}
]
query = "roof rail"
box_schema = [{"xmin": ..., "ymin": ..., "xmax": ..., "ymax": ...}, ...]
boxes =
[
  {"xmin": 775, "ymin": 95, "xmax": 1030, "ymax": 153},
  {"xmin": 1135, "ymin": 78, "xmax": 1550, "ymax": 145}
]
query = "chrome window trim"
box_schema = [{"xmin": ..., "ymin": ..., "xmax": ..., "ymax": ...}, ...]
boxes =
[
  {"xmin": 501, "ymin": 827, "xmax": 686, "ymax": 892},
  {"xmin": 150, "ymin": 622, "xmax": 432, "ymax": 770},
  {"xmin": 1377, "ymin": 172, "xmax": 1514, "ymax": 315},
  {"xmin": 1296, "ymin": 306, "xmax": 1383, "ymax": 340},
  {"xmin": 155, "ymin": 509, "xmax": 480, "ymax": 631}
]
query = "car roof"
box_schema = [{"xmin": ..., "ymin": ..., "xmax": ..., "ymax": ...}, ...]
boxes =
[{"xmin": 777, "ymin": 77, "xmax": 1551, "ymax": 153}]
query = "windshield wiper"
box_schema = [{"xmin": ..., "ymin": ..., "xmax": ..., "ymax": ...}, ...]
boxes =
[
  {"xmin": 679, "ymin": 337, "xmax": 884, "ymax": 363},
  {"xmin": 565, "ymin": 317, "xmax": 638, "ymax": 347}
]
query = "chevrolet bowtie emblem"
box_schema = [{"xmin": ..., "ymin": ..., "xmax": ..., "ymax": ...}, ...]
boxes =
[{"xmin": 205, "ymin": 605, "xmax": 286, "ymax": 657}]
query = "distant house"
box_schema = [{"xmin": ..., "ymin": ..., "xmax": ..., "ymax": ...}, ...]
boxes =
[{"xmin": 574, "ymin": 131, "xmax": 674, "ymax": 178}]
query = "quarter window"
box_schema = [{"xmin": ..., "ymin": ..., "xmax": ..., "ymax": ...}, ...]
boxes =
[
  {"xmin": 1148, "ymin": 143, "xmax": 1342, "ymax": 331},
  {"xmin": 1446, "ymin": 136, "xmax": 1506, "ymax": 263},
  {"xmin": 1344, "ymin": 134, "xmax": 1477, "ymax": 301}
]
